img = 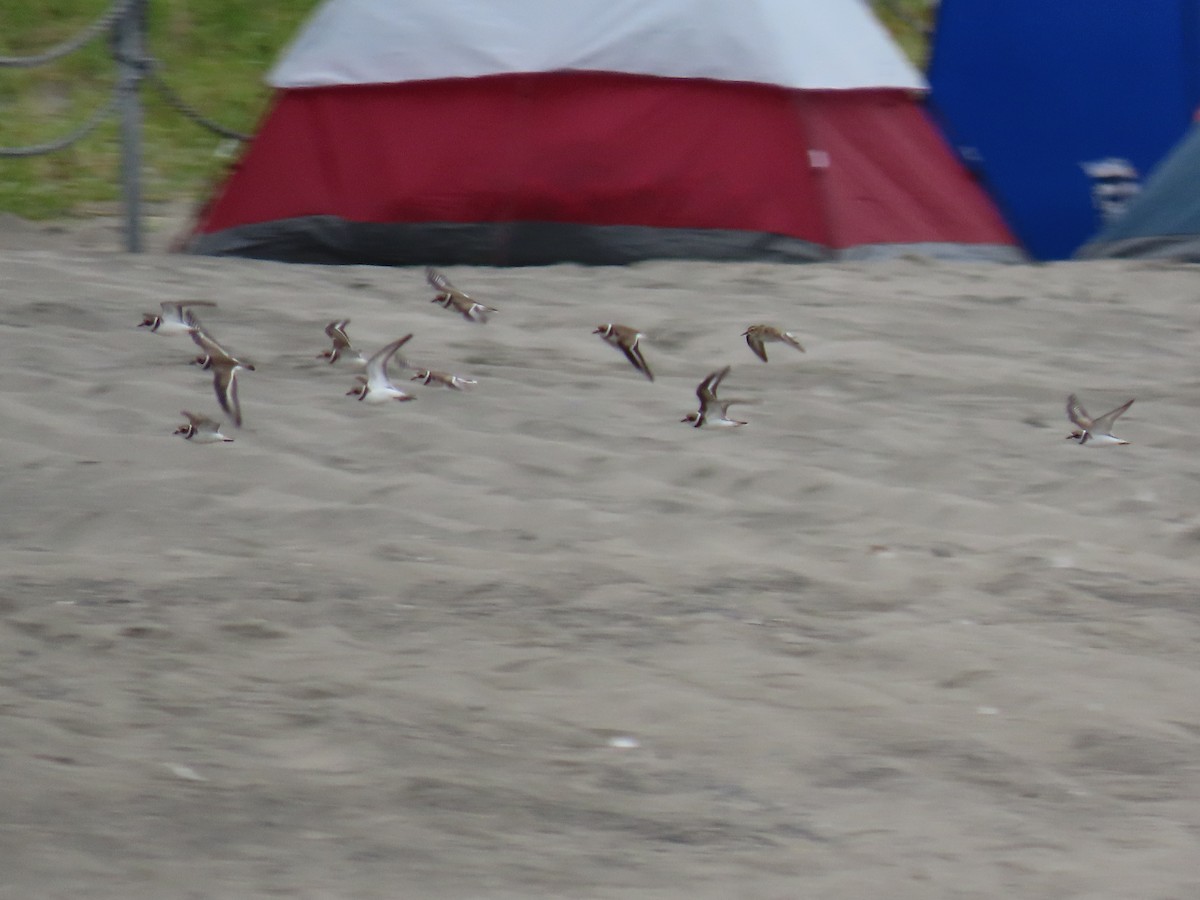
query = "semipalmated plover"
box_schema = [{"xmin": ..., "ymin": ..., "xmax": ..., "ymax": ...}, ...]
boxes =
[
  {"xmin": 138, "ymin": 300, "xmax": 215, "ymax": 335},
  {"xmin": 174, "ymin": 411, "xmax": 233, "ymax": 443},
  {"xmin": 426, "ymin": 267, "xmax": 496, "ymax": 323},
  {"xmin": 1066, "ymin": 393, "xmax": 1134, "ymax": 446},
  {"xmin": 318, "ymin": 319, "xmax": 365, "ymax": 365},
  {"xmin": 743, "ymin": 324, "xmax": 805, "ymax": 362},
  {"xmin": 682, "ymin": 366, "xmax": 749, "ymax": 427},
  {"xmin": 593, "ymin": 323, "xmax": 654, "ymax": 381},
  {"xmin": 187, "ymin": 320, "xmax": 248, "ymax": 369},
  {"xmin": 189, "ymin": 326, "xmax": 255, "ymax": 427},
  {"xmin": 346, "ymin": 334, "xmax": 416, "ymax": 402},
  {"xmin": 410, "ymin": 369, "xmax": 477, "ymax": 390}
]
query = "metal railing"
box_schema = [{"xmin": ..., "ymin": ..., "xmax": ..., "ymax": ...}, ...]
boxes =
[{"xmin": 1, "ymin": 0, "xmax": 250, "ymax": 252}]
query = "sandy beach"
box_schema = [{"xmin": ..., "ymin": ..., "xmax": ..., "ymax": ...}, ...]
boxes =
[{"xmin": 1, "ymin": 216, "xmax": 1198, "ymax": 898}]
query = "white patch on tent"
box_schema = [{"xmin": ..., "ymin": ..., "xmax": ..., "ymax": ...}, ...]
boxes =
[{"xmin": 1081, "ymin": 157, "xmax": 1141, "ymax": 224}]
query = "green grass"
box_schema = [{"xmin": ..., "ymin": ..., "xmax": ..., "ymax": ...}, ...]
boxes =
[
  {"xmin": 0, "ymin": 1, "xmax": 934, "ymax": 221},
  {"xmin": 870, "ymin": 0, "xmax": 937, "ymax": 67},
  {"xmin": 0, "ymin": 0, "xmax": 320, "ymax": 218}
]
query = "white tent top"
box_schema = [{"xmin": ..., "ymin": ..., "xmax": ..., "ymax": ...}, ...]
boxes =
[{"xmin": 269, "ymin": 0, "xmax": 926, "ymax": 91}]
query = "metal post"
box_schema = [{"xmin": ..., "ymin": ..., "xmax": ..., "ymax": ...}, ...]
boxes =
[{"xmin": 116, "ymin": 0, "xmax": 145, "ymax": 253}]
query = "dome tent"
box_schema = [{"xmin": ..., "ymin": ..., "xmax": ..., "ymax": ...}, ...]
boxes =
[
  {"xmin": 1076, "ymin": 116, "xmax": 1200, "ymax": 261},
  {"xmin": 186, "ymin": 0, "xmax": 1019, "ymax": 266}
]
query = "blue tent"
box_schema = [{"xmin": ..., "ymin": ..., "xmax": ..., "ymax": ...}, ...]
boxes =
[
  {"xmin": 1076, "ymin": 120, "xmax": 1200, "ymax": 260},
  {"xmin": 927, "ymin": 1, "xmax": 1200, "ymax": 260}
]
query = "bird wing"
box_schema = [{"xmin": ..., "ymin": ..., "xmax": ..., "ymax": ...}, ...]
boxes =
[
  {"xmin": 426, "ymin": 267, "xmax": 457, "ymax": 295},
  {"xmin": 190, "ymin": 324, "xmax": 233, "ymax": 362},
  {"xmin": 211, "ymin": 366, "xmax": 234, "ymax": 421},
  {"xmin": 745, "ymin": 331, "xmax": 768, "ymax": 362},
  {"xmin": 696, "ymin": 367, "xmax": 730, "ymax": 412},
  {"xmin": 226, "ymin": 369, "xmax": 242, "ymax": 428},
  {"xmin": 623, "ymin": 344, "xmax": 654, "ymax": 381},
  {"xmin": 326, "ymin": 319, "xmax": 352, "ymax": 348},
  {"xmin": 164, "ymin": 300, "xmax": 216, "ymax": 320},
  {"xmin": 1066, "ymin": 394, "xmax": 1093, "ymax": 430},
  {"xmin": 780, "ymin": 331, "xmax": 805, "ymax": 352},
  {"xmin": 718, "ymin": 397, "xmax": 758, "ymax": 415},
  {"xmin": 1092, "ymin": 398, "xmax": 1134, "ymax": 432},
  {"xmin": 368, "ymin": 334, "xmax": 413, "ymax": 385}
]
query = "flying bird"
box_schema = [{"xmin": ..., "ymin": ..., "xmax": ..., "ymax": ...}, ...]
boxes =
[
  {"xmin": 174, "ymin": 410, "xmax": 233, "ymax": 443},
  {"xmin": 593, "ymin": 323, "xmax": 654, "ymax": 381},
  {"xmin": 1065, "ymin": 393, "xmax": 1134, "ymax": 446},
  {"xmin": 410, "ymin": 369, "xmax": 477, "ymax": 390},
  {"xmin": 681, "ymin": 366, "xmax": 750, "ymax": 427},
  {"xmin": 346, "ymin": 334, "xmax": 416, "ymax": 403},
  {"xmin": 189, "ymin": 324, "xmax": 255, "ymax": 427},
  {"xmin": 318, "ymin": 318, "xmax": 364, "ymax": 365},
  {"xmin": 426, "ymin": 267, "xmax": 496, "ymax": 323},
  {"xmin": 138, "ymin": 300, "xmax": 215, "ymax": 335},
  {"xmin": 743, "ymin": 324, "xmax": 805, "ymax": 362}
]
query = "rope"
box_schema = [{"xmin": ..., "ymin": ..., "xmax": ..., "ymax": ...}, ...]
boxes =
[
  {"xmin": 1, "ymin": 0, "xmax": 252, "ymax": 156},
  {"xmin": 0, "ymin": 89, "xmax": 119, "ymax": 157},
  {"xmin": 0, "ymin": 0, "xmax": 136, "ymax": 68},
  {"xmin": 144, "ymin": 65, "xmax": 251, "ymax": 141}
]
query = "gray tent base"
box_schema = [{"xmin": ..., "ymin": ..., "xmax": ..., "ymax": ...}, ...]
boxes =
[
  {"xmin": 1075, "ymin": 236, "xmax": 1200, "ymax": 262},
  {"xmin": 186, "ymin": 217, "xmax": 1022, "ymax": 266}
]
